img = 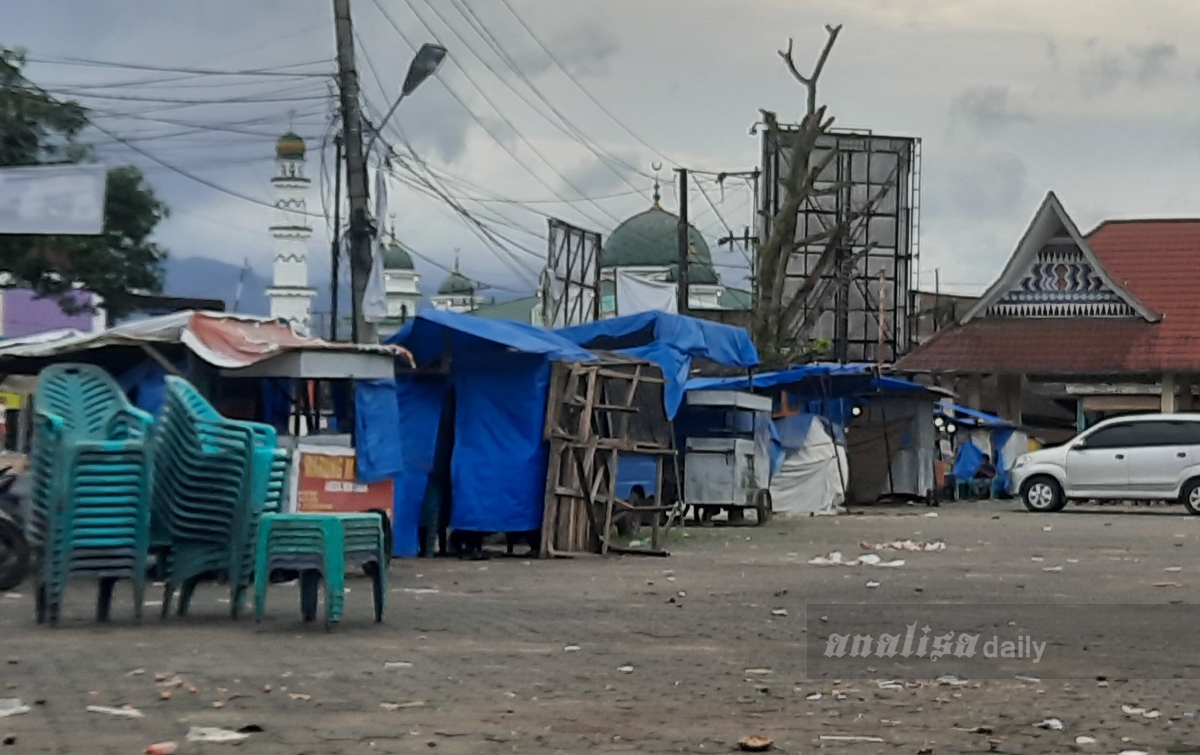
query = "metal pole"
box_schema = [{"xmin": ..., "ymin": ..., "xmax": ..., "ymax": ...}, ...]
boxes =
[
  {"xmin": 330, "ymin": 134, "xmax": 343, "ymax": 342},
  {"xmin": 675, "ymin": 168, "xmax": 689, "ymax": 315},
  {"xmin": 332, "ymin": 0, "xmax": 373, "ymax": 344}
]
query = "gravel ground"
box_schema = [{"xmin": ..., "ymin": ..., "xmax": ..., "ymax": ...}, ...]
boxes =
[{"xmin": 4, "ymin": 501, "xmax": 1200, "ymax": 753}]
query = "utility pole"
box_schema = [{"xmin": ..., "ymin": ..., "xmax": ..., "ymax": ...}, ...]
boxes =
[
  {"xmin": 675, "ymin": 167, "xmax": 689, "ymax": 315},
  {"xmin": 332, "ymin": 0, "xmax": 373, "ymax": 343},
  {"xmin": 329, "ymin": 133, "xmax": 343, "ymax": 342}
]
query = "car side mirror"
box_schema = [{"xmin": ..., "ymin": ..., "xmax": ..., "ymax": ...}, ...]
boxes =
[{"xmin": 1072, "ymin": 439, "xmax": 1088, "ymax": 450}]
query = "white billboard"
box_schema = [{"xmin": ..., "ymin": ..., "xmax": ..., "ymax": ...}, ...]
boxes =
[{"xmin": 0, "ymin": 164, "xmax": 107, "ymax": 235}]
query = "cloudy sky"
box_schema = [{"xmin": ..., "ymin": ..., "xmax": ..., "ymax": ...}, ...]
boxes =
[{"xmin": 9, "ymin": 0, "xmax": 1200, "ymax": 303}]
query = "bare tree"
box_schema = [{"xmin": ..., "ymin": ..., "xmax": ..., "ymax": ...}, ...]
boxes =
[{"xmin": 752, "ymin": 25, "xmax": 895, "ymax": 368}]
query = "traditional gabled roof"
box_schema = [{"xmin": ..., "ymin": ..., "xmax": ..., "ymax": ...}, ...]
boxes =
[{"xmin": 961, "ymin": 192, "xmax": 1157, "ymax": 324}]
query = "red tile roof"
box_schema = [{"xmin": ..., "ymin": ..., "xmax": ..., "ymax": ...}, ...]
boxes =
[{"xmin": 898, "ymin": 219, "xmax": 1200, "ymax": 374}]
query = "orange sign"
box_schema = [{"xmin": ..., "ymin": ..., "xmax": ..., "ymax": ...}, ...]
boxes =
[{"xmin": 292, "ymin": 445, "xmax": 394, "ymax": 515}]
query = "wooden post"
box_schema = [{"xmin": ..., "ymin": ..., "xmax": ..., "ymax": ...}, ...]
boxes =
[{"xmin": 965, "ymin": 373, "xmax": 982, "ymax": 411}]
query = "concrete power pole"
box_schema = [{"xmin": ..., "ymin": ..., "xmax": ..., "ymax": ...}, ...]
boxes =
[
  {"xmin": 675, "ymin": 167, "xmax": 689, "ymax": 315},
  {"xmin": 332, "ymin": 0, "xmax": 373, "ymax": 343}
]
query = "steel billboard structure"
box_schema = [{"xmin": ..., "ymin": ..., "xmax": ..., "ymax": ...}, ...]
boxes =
[
  {"xmin": 541, "ymin": 218, "xmax": 601, "ymax": 328},
  {"xmin": 759, "ymin": 129, "xmax": 921, "ymax": 363}
]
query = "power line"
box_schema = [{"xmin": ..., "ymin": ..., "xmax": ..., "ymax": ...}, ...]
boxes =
[{"xmin": 24, "ymin": 55, "xmax": 333, "ymax": 78}]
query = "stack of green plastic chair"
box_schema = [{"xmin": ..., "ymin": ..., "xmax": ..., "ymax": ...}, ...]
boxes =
[
  {"xmin": 151, "ymin": 376, "xmax": 278, "ymax": 618},
  {"xmin": 253, "ymin": 512, "xmax": 386, "ymax": 629},
  {"xmin": 30, "ymin": 364, "xmax": 154, "ymax": 625}
]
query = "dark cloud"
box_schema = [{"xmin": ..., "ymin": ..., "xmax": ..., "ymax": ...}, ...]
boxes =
[
  {"xmin": 1079, "ymin": 48, "xmax": 1124, "ymax": 98},
  {"xmin": 926, "ymin": 150, "xmax": 1028, "ymax": 220},
  {"xmin": 558, "ymin": 151, "xmax": 646, "ymax": 199},
  {"xmin": 1133, "ymin": 43, "xmax": 1176, "ymax": 84},
  {"xmin": 948, "ymin": 86, "xmax": 1031, "ymax": 135}
]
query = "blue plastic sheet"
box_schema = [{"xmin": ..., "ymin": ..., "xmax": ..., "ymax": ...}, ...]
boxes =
[
  {"xmin": 992, "ymin": 427, "xmax": 1016, "ymax": 494},
  {"xmin": 556, "ymin": 312, "xmax": 758, "ymax": 418},
  {"xmin": 115, "ymin": 360, "xmax": 170, "ymax": 416},
  {"xmin": 390, "ymin": 376, "xmax": 450, "ymax": 558},
  {"xmin": 937, "ymin": 401, "xmax": 1014, "ymax": 429},
  {"xmin": 355, "ymin": 380, "xmax": 405, "ymax": 483},
  {"xmin": 393, "ymin": 308, "xmax": 594, "ymax": 365},
  {"xmin": 449, "ymin": 350, "xmax": 549, "ymax": 533},
  {"xmin": 951, "ymin": 441, "xmax": 986, "ymax": 482}
]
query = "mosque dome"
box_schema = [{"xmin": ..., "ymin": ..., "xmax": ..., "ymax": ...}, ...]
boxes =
[
  {"xmin": 383, "ymin": 241, "xmax": 415, "ymax": 271},
  {"xmin": 437, "ymin": 269, "xmax": 475, "ymax": 295},
  {"xmin": 601, "ymin": 206, "xmax": 719, "ymax": 285},
  {"xmin": 275, "ymin": 130, "xmax": 306, "ymax": 160}
]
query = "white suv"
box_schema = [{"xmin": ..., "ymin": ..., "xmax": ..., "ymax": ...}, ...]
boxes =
[{"xmin": 1012, "ymin": 414, "xmax": 1200, "ymax": 514}]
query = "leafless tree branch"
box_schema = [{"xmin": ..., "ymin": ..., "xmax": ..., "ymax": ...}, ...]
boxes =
[{"xmin": 777, "ymin": 24, "xmax": 843, "ymax": 115}]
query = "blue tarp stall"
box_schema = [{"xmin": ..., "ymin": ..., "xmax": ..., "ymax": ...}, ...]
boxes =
[
  {"xmin": 685, "ymin": 365, "xmax": 941, "ymax": 504},
  {"xmin": 937, "ymin": 401, "xmax": 1019, "ymax": 494},
  {"xmin": 556, "ymin": 311, "xmax": 759, "ymax": 418},
  {"xmin": 364, "ymin": 310, "xmax": 596, "ymax": 556}
]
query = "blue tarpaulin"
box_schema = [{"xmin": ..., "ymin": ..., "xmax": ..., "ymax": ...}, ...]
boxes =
[
  {"xmin": 936, "ymin": 401, "xmax": 1014, "ymax": 429},
  {"xmin": 952, "ymin": 441, "xmax": 986, "ymax": 482},
  {"xmin": 556, "ymin": 311, "xmax": 759, "ymax": 417},
  {"xmin": 371, "ymin": 311, "xmax": 594, "ymax": 549}
]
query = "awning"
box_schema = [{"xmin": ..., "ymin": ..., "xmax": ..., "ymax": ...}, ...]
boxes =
[{"xmin": 0, "ymin": 310, "xmax": 411, "ymax": 377}]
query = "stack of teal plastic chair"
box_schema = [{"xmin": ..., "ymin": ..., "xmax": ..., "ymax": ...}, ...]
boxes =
[
  {"xmin": 30, "ymin": 364, "xmax": 154, "ymax": 624},
  {"xmin": 254, "ymin": 512, "xmax": 386, "ymax": 629},
  {"xmin": 151, "ymin": 376, "xmax": 279, "ymax": 618}
]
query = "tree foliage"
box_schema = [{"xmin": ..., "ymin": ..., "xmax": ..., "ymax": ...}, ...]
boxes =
[{"xmin": 0, "ymin": 46, "xmax": 169, "ymax": 320}]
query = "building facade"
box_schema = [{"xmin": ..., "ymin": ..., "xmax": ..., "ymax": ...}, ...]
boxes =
[{"xmin": 899, "ymin": 192, "xmax": 1200, "ymax": 436}]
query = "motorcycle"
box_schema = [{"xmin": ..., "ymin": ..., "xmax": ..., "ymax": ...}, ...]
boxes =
[{"xmin": 0, "ymin": 466, "xmax": 30, "ymax": 591}]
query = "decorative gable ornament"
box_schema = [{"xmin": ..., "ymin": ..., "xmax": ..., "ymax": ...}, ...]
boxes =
[{"xmin": 961, "ymin": 192, "xmax": 1157, "ymax": 324}]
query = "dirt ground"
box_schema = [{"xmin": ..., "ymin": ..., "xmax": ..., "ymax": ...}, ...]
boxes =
[{"xmin": 5, "ymin": 501, "xmax": 1200, "ymax": 753}]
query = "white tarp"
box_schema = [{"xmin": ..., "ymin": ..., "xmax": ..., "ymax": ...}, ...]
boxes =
[
  {"xmin": 616, "ymin": 269, "xmax": 677, "ymax": 315},
  {"xmin": 362, "ymin": 169, "xmax": 389, "ymax": 323},
  {"xmin": 770, "ymin": 418, "xmax": 847, "ymax": 517},
  {"xmin": 0, "ymin": 164, "xmax": 107, "ymax": 235}
]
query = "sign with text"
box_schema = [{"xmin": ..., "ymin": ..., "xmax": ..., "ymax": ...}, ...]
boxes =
[
  {"xmin": 290, "ymin": 444, "xmax": 393, "ymax": 516},
  {"xmin": 0, "ymin": 164, "xmax": 107, "ymax": 235}
]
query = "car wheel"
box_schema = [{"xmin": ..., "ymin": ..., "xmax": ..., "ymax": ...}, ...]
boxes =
[
  {"xmin": 1181, "ymin": 479, "xmax": 1200, "ymax": 515},
  {"xmin": 1021, "ymin": 476, "xmax": 1065, "ymax": 513},
  {"xmin": 753, "ymin": 488, "xmax": 773, "ymax": 526},
  {"xmin": 0, "ymin": 511, "xmax": 30, "ymax": 592}
]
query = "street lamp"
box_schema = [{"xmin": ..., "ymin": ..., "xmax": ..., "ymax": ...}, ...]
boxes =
[{"xmin": 367, "ymin": 43, "xmax": 447, "ymax": 154}]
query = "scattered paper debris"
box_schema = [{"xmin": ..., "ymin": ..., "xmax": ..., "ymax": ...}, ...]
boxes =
[
  {"xmin": 563, "ymin": 645, "xmax": 581, "ymax": 653},
  {"xmin": 809, "ymin": 551, "xmax": 844, "ymax": 566},
  {"xmin": 1043, "ymin": 566, "xmax": 1063, "ymax": 572},
  {"xmin": 617, "ymin": 665, "xmax": 634, "ymax": 674},
  {"xmin": 860, "ymin": 539, "xmax": 946, "ymax": 552},
  {"xmin": 865, "ymin": 580, "xmax": 881, "ymax": 588},
  {"xmin": 1042, "ymin": 526, "xmax": 1052, "ymax": 532},
  {"xmin": 924, "ymin": 512, "xmax": 939, "ymax": 518},
  {"xmin": 744, "ymin": 669, "xmax": 772, "ymax": 676},
  {"xmin": 128, "ymin": 668, "xmax": 145, "ymax": 677},
  {"xmin": 1143, "ymin": 710, "xmax": 1161, "ymax": 719},
  {"xmin": 821, "ymin": 735, "xmax": 885, "ymax": 743},
  {"xmin": 1121, "ymin": 704, "xmax": 1145, "ymax": 716},
  {"xmin": 0, "ymin": 699, "xmax": 30, "ymax": 718},
  {"xmin": 1015, "ymin": 675, "xmax": 1041, "ymax": 683},
  {"xmin": 876, "ymin": 680, "xmax": 903, "ymax": 691},
  {"xmin": 1075, "ymin": 736, "xmax": 1096, "ymax": 745},
  {"xmin": 771, "ymin": 608, "xmax": 788, "ymax": 617},
  {"xmin": 1119, "ymin": 751, "xmax": 1148, "ymax": 755},
  {"xmin": 86, "ymin": 705, "xmax": 144, "ymax": 719},
  {"xmin": 1034, "ymin": 718, "xmax": 1063, "ymax": 730},
  {"xmin": 1031, "ymin": 556, "xmax": 1044, "ymax": 562},
  {"xmin": 1066, "ymin": 558, "xmax": 1079, "ymax": 564},
  {"xmin": 384, "ymin": 662, "xmax": 413, "ymax": 669},
  {"xmin": 1154, "ymin": 582, "xmax": 1183, "ymax": 588},
  {"xmin": 1165, "ymin": 567, "xmax": 1183, "ymax": 573},
  {"xmin": 185, "ymin": 727, "xmax": 249, "ymax": 744},
  {"xmin": 858, "ymin": 553, "xmax": 882, "ymax": 566},
  {"xmin": 737, "ymin": 735, "xmax": 774, "ymax": 752},
  {"xmin": 380, "ymin": 701, "xmax": 425, "ymax": 710},
  {"xmin": 287, "ymin": 693, "xmax": 311, "ymax": 701},
  {"xmin": 145, "ymin": 742, "xmax": 178, "ymax": 755},
  {"xmin": 937, "ymin": 675, "xmax": 969, "ymax": 687},
  {"xmin": 806, "ymin": 693, "xmax": 823, "ymax": 701}
]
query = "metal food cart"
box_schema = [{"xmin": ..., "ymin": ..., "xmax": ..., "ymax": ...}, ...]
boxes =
[{"xmin": 679, "ymin": 390, "xmax": 773, "ymax": 525}]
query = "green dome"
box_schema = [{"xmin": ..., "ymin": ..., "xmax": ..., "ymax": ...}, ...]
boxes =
[
  {"xmin": 601, "ymin": 207, "xmax": 718, "ymax": 285},
  {"xmin": 383, "ymin": 241, "xmax": 414, "ymax": 271},
  {"xmin": 276, "ymin": 130, "xmax": 306, "ymax": 160},
  {"xmin": 438, "ymin": 270, "xmax": 475, "ymax": 295}
]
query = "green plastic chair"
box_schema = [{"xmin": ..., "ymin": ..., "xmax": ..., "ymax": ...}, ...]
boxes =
[
  {"xmin": 253, "ymin": 512, "xmax": 386, "ymax": 629},
  {"xmin": 30, "ymin": 364, "xmax": 153, "ymax": 625}
]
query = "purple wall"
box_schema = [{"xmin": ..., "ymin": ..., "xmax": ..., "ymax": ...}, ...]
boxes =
[{"xmin": 2, "ymin": 288, "xmax": 96, "ymax": 338}]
